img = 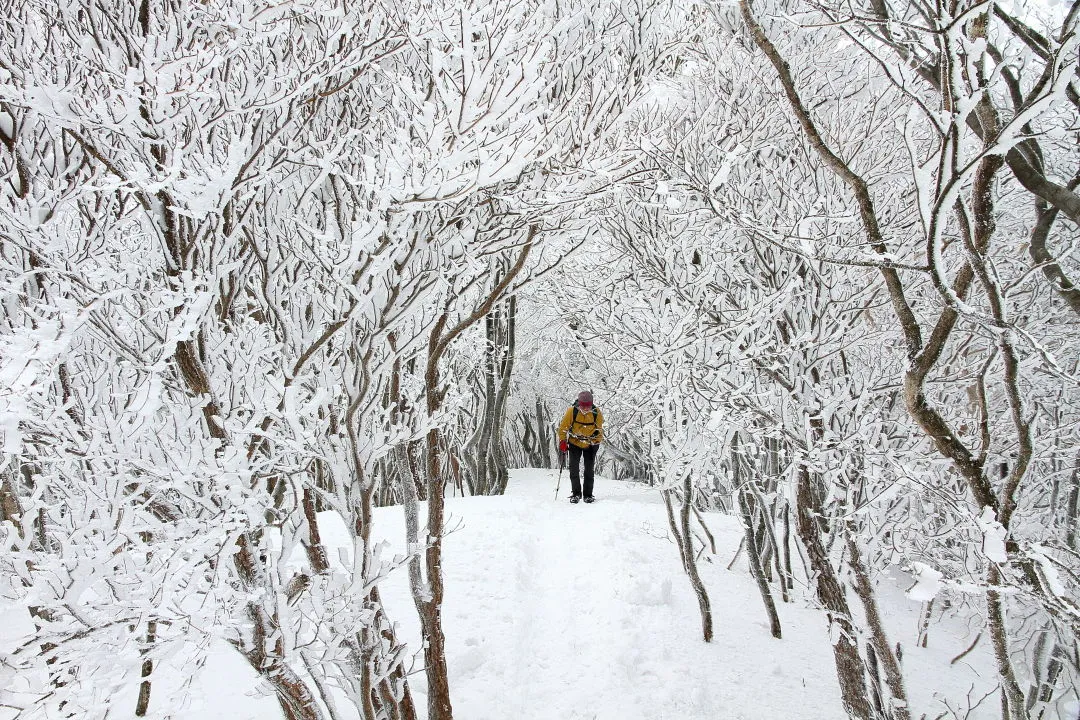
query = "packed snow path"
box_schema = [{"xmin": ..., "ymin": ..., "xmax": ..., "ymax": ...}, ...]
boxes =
[
  {"xmin": 180, "ymin": 469, "xmax": 996, "ymax": 719},
  {"xmin": 376, "ymin": 470, "xmax": 848, "ymax": 720}
]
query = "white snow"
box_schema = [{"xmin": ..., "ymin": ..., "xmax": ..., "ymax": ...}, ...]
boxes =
[
  {"xmin": 2, "ymin": 469, "xmax": 1002, "ymax": 719},
  {"xmin": 976, "ymin": 506, "xmax": 1009, "ymax": 564},
  {"xmin": 324, "ymin": 470, "xmax": 850, "ymax": 720},
  {"xmin": 905, "ymin": 561, "xmax": 944, "ymax": 602},
  {"xmin": 1030, "ymin": 544, "xmax": 1067, "ymax": 598}
]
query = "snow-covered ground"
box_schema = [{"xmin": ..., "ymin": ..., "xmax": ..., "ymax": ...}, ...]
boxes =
[
  {"xmin": 189, "ymin": 469, "xmax": 998, "ymax": 719},
  {"xmin": 4, "ymin": 469, "xmax": 1001, "ymax": 719}
]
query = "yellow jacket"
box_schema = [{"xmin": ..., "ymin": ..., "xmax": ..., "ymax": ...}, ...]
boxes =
[{"xmin": 558, "ymin": 405, "xmax": 604, "ymax": 449}]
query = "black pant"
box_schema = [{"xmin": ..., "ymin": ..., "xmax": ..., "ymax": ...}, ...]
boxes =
[{"xmin": 568, "ymin": 444, "xmax": 598, "ymax": 498}]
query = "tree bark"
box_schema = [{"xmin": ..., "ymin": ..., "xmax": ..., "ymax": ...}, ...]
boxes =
[
  {"xmin": 988, "ymin": 566, "xmax": 1030, "ymax": 720},
  {"xmin": 302, "ymin": 487, "xmax": 330, "ymax": 574},
  {"xmin": 234, "ymin": 533, "xmax": 326, "ymax": 720},
  {"xmin": 917, "ymin": 600, "xmax": 933, "ymax": 649},
  {"xmin": 134, "ymin": 620, "xmax": 157, "ymax": 717},
  {"xmin": 536, "ymin": 399, "xmax": 551, "ymax": 469},
  {"xmin": 795, "ymin": 466, "xmax": 875, "ymax": 720},
  {"xmin": 845, "ymin": 525, "xmax": 910, "ymax": 720},
  {"xmin": 0, "ymin": 465, "xmax": 25, "ymax": 539},
  {"xmin": 739, "ymin": 487, "xmax": 782, "ymax": 639},
  {"xmin": 421, "ymin": 422, "xmax": 453, "ymax": 720},
  {"xmin": 472, "ymin": 293, "xmax": 517, "ymax": 496},
  {"xmin": 1065, "ymin": 451, "xmax": 1080, "ymax": 552},
  {"xmin": 664, "ymin": 481, "xmax": 714, "ymax": 642},
  {"xmin": 372, "ymin": 585, "xmax": 418, "ymax": 720},
  {"xmin": 782, "ymin": 503, "xmax": 794, "ymax": 599},
  {"xmin": 491, "ymin": 296, "xmax": 516, "ymax": 495}
]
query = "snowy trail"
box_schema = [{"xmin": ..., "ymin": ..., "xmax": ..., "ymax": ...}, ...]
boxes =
[
  {"xmin": 502, "ymin": 477, "xmax": 662, "ymax": 718},
  {"xmin": 418, "ymin": 470, "xmax": 848, "ymax": 720},
  {"xmin": 164, "ymin": 468, "xmax": 998, "ymax": 720}
]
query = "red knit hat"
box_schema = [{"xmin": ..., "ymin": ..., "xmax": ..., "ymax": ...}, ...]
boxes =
[{"xmin": 577, "ymin": 391, "xmax": 593, "ymax": 406}]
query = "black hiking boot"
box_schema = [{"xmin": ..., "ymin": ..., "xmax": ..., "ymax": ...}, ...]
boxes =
[
  {"xmin": 584, "ymin": 496, "xmax": 595, "ymax": 504},
  {"xmin": 570, "ymin": 495, "xmax": 581, "ymax": 504}
]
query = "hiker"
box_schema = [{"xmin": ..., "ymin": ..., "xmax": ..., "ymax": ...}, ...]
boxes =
[{"xmin": 557, "ymin": 391, "xmax": 604, "ymax": 503}]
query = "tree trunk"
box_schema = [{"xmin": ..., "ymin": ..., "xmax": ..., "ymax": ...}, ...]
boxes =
[
  {"xmin": 747, "ymin": 467, "xmax": 787, "ymax": 592},
  {"xmin": 0, "ymin": 465, "xmax": 25, "ymax": 538},
  {"xmin": 421, "ymin": 360, "xmax": 455, "ymax": 720},
  {"xmin": 536, "ymin": 399, "xmax": 551, "ymax": 468},
  {"xmin": 1066, "ymin": 451, "xmax": 1079, "ymax": 552},
  {"xmin": 234, "ymin": 533, "xmax": 326, "ymax": 720},
  {"xmin": 782, "ymin": 503, "xmax": 793, "ymax": 598},
  {"xmin": 845, "ymin": 525, "xmax": 910, "ymax": 720},
  {"xmin": 474, "ymin": 312, "xmax": 499, "ymax": 494},
  {"xmin": 739, "ymin": 487, "xmax": 782, "ymax": 639},
  {"xmin": 473, "ymin": 294, "xmax": 516, "ymax": 495},
  {"xmin": 916, "ymin": 600, "xmax": 933, "ymax": 648},
  {"xmin": 353, "ymin": 442, "xmax": 416, "ymax": 720},
  {"xmin": 372, "ymin": 585, "xmax": 418, "ymax": 720},
  {"xmin": 663, "ymin": 481, "xmax": 714, "ymax": 642},
  {"xmin": 1031, "ymin": 641, "xmax": 1065, "ymax": 709},
  {"xmin": 395, "ymin": 437, "xmax": 445, "ymax": 720},
  {"xmin": 302, "ymin": 487, "xmax": 330, "ymax": 574},
  {"xmin": 988, "ymin": 566, "xmax": 1030, "ymax": 720},
  {"xmin": 490, "ymin": 296, "xmax": 516, "ymax": 495},
  {"xmin": 795, "ymin": 465, "xmax": 875, "ymax": 720},
  {"xmin": 134, "ymin": 620, "xmax": 156, "ymax": 717}
]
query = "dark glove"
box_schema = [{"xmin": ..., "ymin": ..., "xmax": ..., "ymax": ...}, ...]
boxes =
[{"xmin": 559, "ymin": 440, "xmax": 568, "ymax": 453}]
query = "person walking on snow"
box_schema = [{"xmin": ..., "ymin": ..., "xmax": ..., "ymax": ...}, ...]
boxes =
[{"xmin": 558, "ymin": 391, "xmax": 604, "ymax": 504}]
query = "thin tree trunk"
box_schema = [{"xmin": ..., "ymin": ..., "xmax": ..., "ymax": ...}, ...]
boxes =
[
  {"xmin": 0, "ymin": 466, "xmax": 25, "ymax": 538},
  {"xmin": 134, "ymin": 620, "xmax": 156, "ymax": 717},
  {"xmin": 692, "ymin": 505, "xmax": 716, "ymax": 555},
  {"xmin": 989, "ymin": 566, "xmax": 1030, "ymax": 720},
  {"xmin": 917, "ymin": 600, "xmax": 933, "ymax": 648},
  {"xmin": 747, "ymin": 471, "xmax": 787, "ymax": 592},
  {"xmin": 727, "ymin": 536, "xmax": 746, "ymax": 571},
  {"xmin": 302, "ymin": 487, "xmax": 330, "ymax": 574},
  {"xmin": 782, "ymin": 503, "xmax": 794, "ymax": 597},
  {"xmin": 795, "ymin": 466, "xmax": 875, "ymax": 720},
  {"xmin": 739, "ymin": 487, "xmax": 782, "ymax": 639},
  {"xmin": 845, "ymin": 525, "xmax": 910, "ymax": 720},
  {"xmin": 373, "ymin": 586, "xmax": 418, "ymax": 720},
  {"xmin": 354, "ymin": 438, "xmax": 416, "ymax": 720},
  {"xmin": 1065, "ymin": 451, "xmax": 1079, "ymax": 552},
  {"xmin": 866, "ymin": 643, "xmax": 886, "ymax": 718},
  {"xmin": 235, "ymin": 533, "xmax": 326, "ymax": 720},
  {"xmin": 664, "ymin": 482, "xmax": 714, "ymax": 642},
  {"xmin": 420, "ymin": 383, "xmax": 454, "ymax": 720},
  {"xmin": 491, "ymin": 296, "xmax": 516, "ymax": 495},
  {"xmin": 475, "ymin": 312, "xmax": 498, "ymax": 494},
  {"xmin": 396, "ymin": 440, "xmax": 436, "ymax": 715},
  {"xmin": 1033, "ymin": 642, "xmax": 1065, "ymax": 708},
  {"xmin": 301, "ymin": 653, "xmax": 347, "ymax": 720},
  {"xmin": 536, "ymin": 399, "xmax": 551, "ymax": 469},
  {"xmin": 681, "ymin": 478, "xmax": 713, "ymax": 643}
]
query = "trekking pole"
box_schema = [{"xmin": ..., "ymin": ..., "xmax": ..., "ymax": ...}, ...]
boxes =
[{"xmin": 555, "ymin": 447, "xmax": 565, "ymax": 500}]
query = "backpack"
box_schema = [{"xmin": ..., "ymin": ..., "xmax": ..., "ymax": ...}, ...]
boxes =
[{"xmin": 571, "ymin": 402, "xmax": 600, "ymax": 438}]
